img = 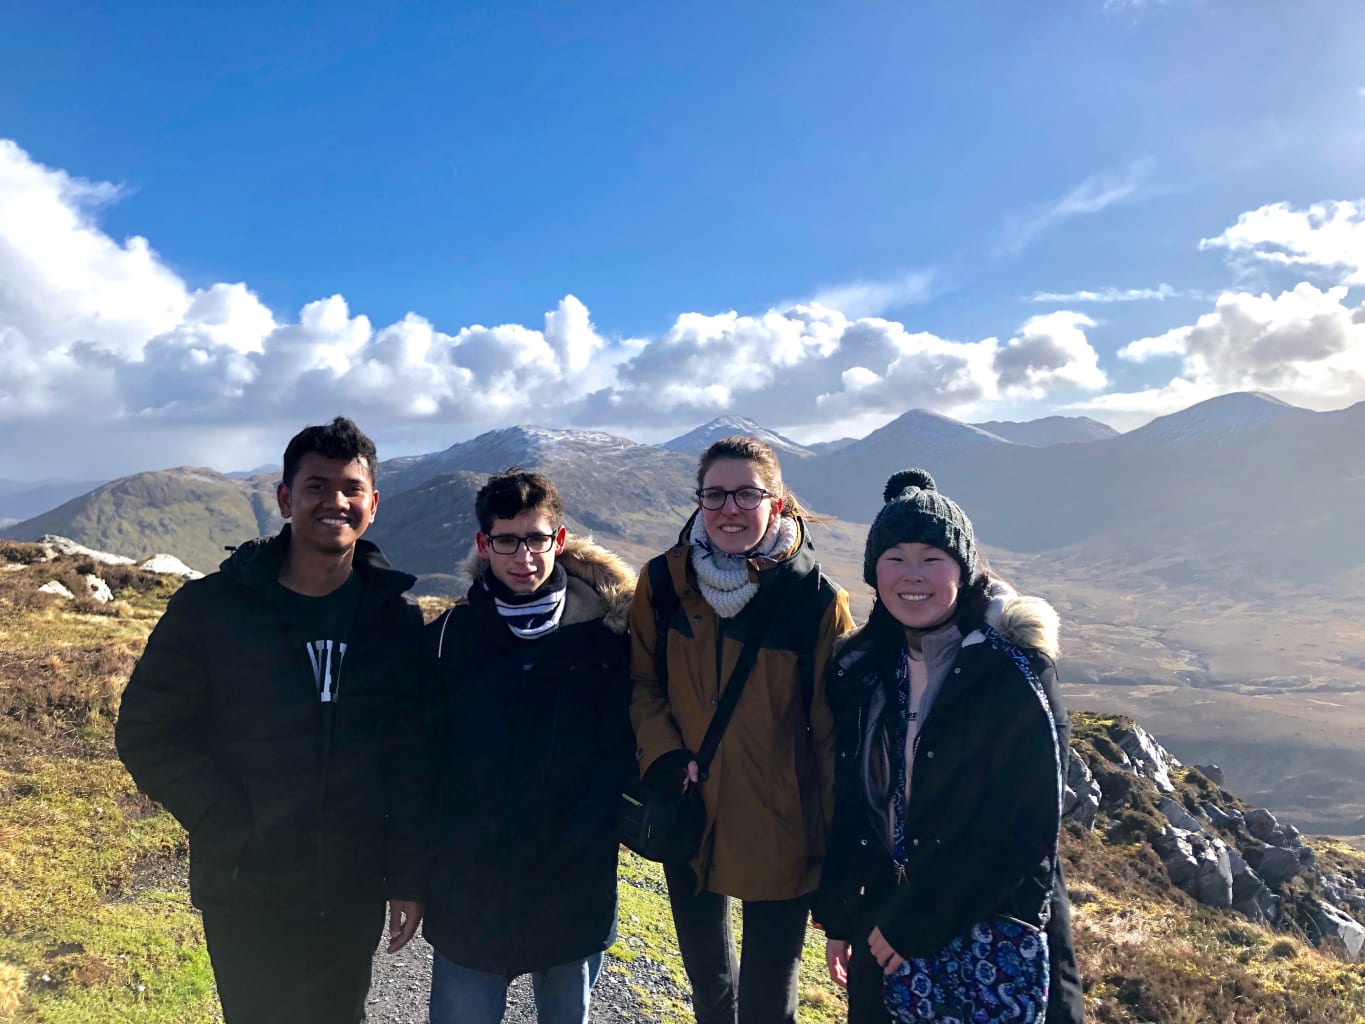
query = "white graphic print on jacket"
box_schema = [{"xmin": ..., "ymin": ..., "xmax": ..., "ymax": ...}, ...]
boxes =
[{"xmin": 306, "ymin": 640, "xmax": 347, "ymax": 702}]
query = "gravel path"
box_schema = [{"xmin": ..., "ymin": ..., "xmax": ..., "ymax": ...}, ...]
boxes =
[{"xmin": 366, "ymin": 931, "xmax": 686, "ymax": 1023}]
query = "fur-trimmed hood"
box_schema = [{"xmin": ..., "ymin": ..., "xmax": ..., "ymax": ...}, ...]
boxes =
[
  {"xmin": 461, "ymin": 534, "xmax": 637, "ymax": 635},
  {"xmin": 835, "ymin": 581, "xmax": 1060, "ymax": 664}
]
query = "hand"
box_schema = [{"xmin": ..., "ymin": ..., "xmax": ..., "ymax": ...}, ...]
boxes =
[
  {"xmin": 683, "ymin": 760, "xmax": 699, "ymax": 793},
  {"xmin": 868, "ymin": 926, "xmax": 905, "ymax": 975},
  {"xmin": 825, "ymin": 938, "xmax": 852, "ymax": 989},
  {"xmin": 387, "ymin": 899, "xmax": 423, "ymax": 953}
]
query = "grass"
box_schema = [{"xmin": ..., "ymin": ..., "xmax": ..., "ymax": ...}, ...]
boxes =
[{"xmin": 3, "ymin": 540, "xmax": 1364, "ymax": 1022}]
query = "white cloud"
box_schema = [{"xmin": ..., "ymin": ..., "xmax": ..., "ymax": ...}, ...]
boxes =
[
  {"xmin": 996, "ymin": 160, "xmax": 1153, "ymax": 256},
  {"xmin": 1096, "ymin": 282, "xmax": 1365, "ymax": 421},
  {"xmin": 1027, "ymin": 284, "xmax": 1185, "ymax": 303},
  {"xmin": 810, "ymin": 270, "xmax": 936, "ymax": 318},
  {"xmin": 994, "ymin": 312, "xmax": 1109, "ymax": 395},
  {"xmin": 1200, "ymin": 200, "xmax": 1365, "ymax": 285}
]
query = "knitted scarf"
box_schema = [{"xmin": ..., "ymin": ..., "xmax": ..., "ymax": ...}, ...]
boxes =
[
  {"xmin": 481, "ymin": 562, "xmax": 568, "ymax": 639},
  {"xmin": 688, "ymin": 513, "xmax": 799, "ymax": 619}
]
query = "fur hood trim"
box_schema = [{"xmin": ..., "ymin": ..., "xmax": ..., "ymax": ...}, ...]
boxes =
[
  {"xmin": 977, "ymin": 591, "xmax": 1061, "ymax": 662},
  {"xmin": 834, "ymin": 586, "xmax": 1060, "ymax": 664},
  {"xmin": 461, "ymin": 534, "xmax": 637, "ymax": 635}
]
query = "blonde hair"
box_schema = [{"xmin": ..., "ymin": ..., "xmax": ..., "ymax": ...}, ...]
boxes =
[{"xmin": 696, "ymin": 435, "xmax": 828, "ymax": 522}]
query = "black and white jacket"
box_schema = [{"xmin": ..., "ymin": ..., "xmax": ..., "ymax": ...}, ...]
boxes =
[{"xmin": 422, "ymin": 536, "xmax": 637, "ymax": 976}]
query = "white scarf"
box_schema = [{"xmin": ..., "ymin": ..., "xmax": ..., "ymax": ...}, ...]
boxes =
[{"xmin": 688, "ymin": 513, "xmax": 799, "ymax": 619}]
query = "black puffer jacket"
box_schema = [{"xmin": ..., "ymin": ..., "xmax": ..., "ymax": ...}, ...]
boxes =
[
  {"xmin": 816, "ymin": 594, "xmax": 1064, "ymax": 961},
  {"xmin": 422, "ymin": 537, "xmax": 636, "ymax": 976},
  {"xmin": 115, "ymin": 527, "xmax": 426, "ymax": 914}
]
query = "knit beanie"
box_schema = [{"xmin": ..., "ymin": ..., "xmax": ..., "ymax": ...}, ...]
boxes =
[{"xmin": 862, "ymin": 468, "xmax": 977, "ymax": 587}]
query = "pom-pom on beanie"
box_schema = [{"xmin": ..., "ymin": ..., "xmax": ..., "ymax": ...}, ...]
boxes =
[{"xmin": 862, "ymin": 468, "xmax": 977, "ymax": 587}]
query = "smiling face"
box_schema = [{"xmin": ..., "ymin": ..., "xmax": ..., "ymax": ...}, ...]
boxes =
[
  {"xmin": 476, "ymin": 509, "xmax": 567, "ymax": 594},
  {"xmin": 875, "ymin": 541, "xmax": 961, "ymax": 630},
  {"xmin": 277, "ymin": 453, "xmax": 379, "ymax": 557},
  {"xmin": 699, "ymin": 457, "xmax": 782, "ymax": 555}
]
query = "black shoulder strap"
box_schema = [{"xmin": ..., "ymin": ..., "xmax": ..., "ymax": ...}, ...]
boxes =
[
  {"xmin": 694, "ymin": 595, "xmax": 779, "ymax": 779},
  {"xmin": 647, "ymin": 554, "xmax": 678, "ymax": 685}
]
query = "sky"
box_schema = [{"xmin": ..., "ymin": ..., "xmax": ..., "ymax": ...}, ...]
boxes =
[{"xmin": 2, "ymin": 0, "xmax": 1364, "ymax": 480}]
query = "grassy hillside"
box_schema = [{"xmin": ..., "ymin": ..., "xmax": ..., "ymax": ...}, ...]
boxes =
[
  {"xmin": 0, "ymin": 470, "xmax": 280, "ymax": 575},
  {"xmin": 1, "ymin": 542, "xmax": 1362, "ymax": 1022}
]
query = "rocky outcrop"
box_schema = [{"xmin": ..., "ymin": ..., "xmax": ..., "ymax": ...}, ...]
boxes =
[{"xmin": 1072, "ymin": 713, "xmax": 1363, "ymax": 960}]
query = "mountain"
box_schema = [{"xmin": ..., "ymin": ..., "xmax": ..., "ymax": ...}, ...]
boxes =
[
  {"xmin": 1122, "ymin": 390, "xmax": 1307, "ymax": 446},
  {"xmin": 804, "ymin": 437, "xmax": 858, "ymax": 456},
  {"xmin": 0, "ymin": 468, "xmax": 280, "ymax": 573},
  {"xmin": 970, "ymin": 415, "xmax": 1118, "ymax": 446},
  {"xmin": 0, "ymin": 478, "xmax": 107, "ymax": 521},
  {"xmin": 659, "ymin": 415, "xmax": 814, "ymax": 459},
  {"xmin": 376, "ymin": 426, "xmax": 701, "ymax": 570},
  {"xmin": 785, "ymin": 409, "xmax": 1018, "ymax": 521}
]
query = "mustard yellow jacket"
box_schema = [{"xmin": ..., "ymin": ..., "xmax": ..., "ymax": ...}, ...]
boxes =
[{"xmin": 629, "ymin": 514, "xmax": 853, "ymax": 900}]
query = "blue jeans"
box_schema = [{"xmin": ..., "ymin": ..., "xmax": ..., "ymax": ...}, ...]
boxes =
[{"xmin": 428, "ymin": 950, "xmax": 604, "ymax": 1024}]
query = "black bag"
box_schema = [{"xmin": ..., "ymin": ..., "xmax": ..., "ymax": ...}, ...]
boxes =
[{"xmin": 619, "ymin": 562, "xmax": 775, "ymax": 863}]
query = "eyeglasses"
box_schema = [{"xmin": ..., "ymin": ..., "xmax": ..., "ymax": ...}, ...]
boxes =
[
  {"xmin": 695, "ymin": 487, "xmax": 772, "ymax": 511},
  {"xmin": 487, "ymin": 532, "xmax": 557, "ymax": 555}
]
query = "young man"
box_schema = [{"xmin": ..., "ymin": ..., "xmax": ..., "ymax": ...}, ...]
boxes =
[
  {"xmin": 423, "ymin": 469, "xmax": 636, "ymax": 1024},
  {"xmin": 116, "ymin": 416, "xmax": 425, "ymax": 1024}
]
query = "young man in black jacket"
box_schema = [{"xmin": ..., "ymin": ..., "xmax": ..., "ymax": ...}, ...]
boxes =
[
  {"xmin": 423, "ymin": 469, "xmax": 635, "ymax": 1024},
  {"xmin": 116, "ymin": 417, "xmax": 425, "ymax": 1024}
]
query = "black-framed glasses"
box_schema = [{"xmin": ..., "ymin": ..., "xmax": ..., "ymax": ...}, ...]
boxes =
[
  {"xmin": 695, "ymin": 487, "xmax": 772, "ymax": 511},
  {"xmin": 487, "ymin": 532, "xmax": 557, "ymax": 555}
]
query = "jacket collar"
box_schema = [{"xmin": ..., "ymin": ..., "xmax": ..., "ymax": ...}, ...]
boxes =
[{"xmin": 222, "ymin": 523, "xmax": 416, "ymax": 609}]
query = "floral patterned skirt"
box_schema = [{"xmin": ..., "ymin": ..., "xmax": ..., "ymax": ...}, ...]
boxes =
[{"xmin": 882, "ymin": 915, "xmax": 1049, "ymax": 1023}]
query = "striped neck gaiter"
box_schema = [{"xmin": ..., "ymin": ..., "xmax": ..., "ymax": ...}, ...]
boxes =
[{"xmin": 482, "ymin": 562, "xmax": 568, "ymax": 639}]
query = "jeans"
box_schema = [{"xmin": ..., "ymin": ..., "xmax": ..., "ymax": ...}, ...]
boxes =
[
  {"xmin": 663, "ymin": 862, "xmax": 812, "ymax": 1024},
  {"xmin": 428, "ymin": 949, "xmax": 604, "ymax": 1024}
]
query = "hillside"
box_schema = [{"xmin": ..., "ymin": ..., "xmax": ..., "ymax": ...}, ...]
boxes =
[
  {"xmin": 2, "ymin": 541, "xmax": 1364, "ymax": 1023},
  {"xmin": 0, "ymin": 469, "xmax": 280, "ymax": 573}
]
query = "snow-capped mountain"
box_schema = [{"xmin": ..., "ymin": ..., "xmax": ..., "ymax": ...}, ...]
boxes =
[
  {"xmin": 971, "ymin": 415, "xmax": 1118, "ymax": 447},
  {"xmin": 659, "ymin": 416, "xmax": 814, "ymax": 459},
  {"xmin": 1121, "ymin": 392, "xmax": 1308, "ymax": 447}
]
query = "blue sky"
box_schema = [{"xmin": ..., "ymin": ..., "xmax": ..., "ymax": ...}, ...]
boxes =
[{"xmin": 2, "ymin": 1, "xmax": 1364, "ymax": 478}]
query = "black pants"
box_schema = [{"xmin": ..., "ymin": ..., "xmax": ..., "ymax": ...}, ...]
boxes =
[
  {"xmin": 201, "ymin": 901, "xmax": 385, "ymax": 1024},
  {"xmin": 844, "ymin": 920, "xmax": 892, "ymax": 1024},
  {"xmin": 664, "ymin": 862, "xmax": 811, "ymax": 1024}
]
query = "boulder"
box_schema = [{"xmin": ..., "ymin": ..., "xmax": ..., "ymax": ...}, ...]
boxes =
[
  {"xmin": 1192, "ymin": 763, "xmax": 1225, "ymax": 787},
  {"xmin": 138, "ymin": 554, "xmax": 205, "ymax": 580},
  {"xmin": 1308, "ymin": 900, "xmax": 1365, "ymax": 961},
  {"xmin": 1113, "ymin": 723, "xmax": 1180, "ymax": 793},
  {"xmin": 38, "ymin": 535, "xmax": 135, "ymax": 566},
  {"xmin": 83, "ymin": 574, "xmax": 113, "ymax": 603},
  {"xmin": 37, "ymin": 580, "xmax": 74, "ymax": 599},
  {"xmin": 1154, "ymin": 827, "xmax": 1198, "ymax": 889},
  {"xmin": 1202, "ymin": 803, "xmax": 1237, "ymax": 831},
  {"xmin": 1252, "ymin": 845, "xmax": 1304, "ymax": 888},
  {"xmin": 1244, "ymin": 808, "xmax": 1279, "ymax": 841},
  {"xmin": 1153, "ymin": 827, "xmax": 1233, "ymax": 908},
  {"xmin": 1063, "ymin": 756, "xmax": 1101, "ymax": 830},
  {"xmin": 1160, "ymin": 796, "xmax": 1205, "ymax": 835}
]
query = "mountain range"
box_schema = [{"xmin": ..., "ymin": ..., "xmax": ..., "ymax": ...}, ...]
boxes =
[{"xmin": 5, "ymin": 392, "xmax": 1364, "ymax": 831}]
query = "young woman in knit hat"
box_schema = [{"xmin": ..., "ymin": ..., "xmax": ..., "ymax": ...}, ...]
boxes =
[
  {"xmin": 814, "ymin": 469, "xmax": 1080, "ymax": 1024},
  {"xmin": 629, "ymin": 436, "xmax": 854, "ymax": 1024}
]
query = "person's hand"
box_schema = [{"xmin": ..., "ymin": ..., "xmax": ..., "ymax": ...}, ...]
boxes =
[
  {"xmin": 683, "ymin": 759, "xmax": 699, "ymax": 793},
  {"xmin": 868, "ymin": 926, "xmax": 905, "ymax": 975},
  {"xmin": 387, "ymin": 899, "xmax": 422, "ymax": 953},
  {"xmin": 643, "ymin": 749, "xmax": 697, "ymax": 795},
  {"xmin": 825, "ymin": 938, "xmax": 852, "ymax": 988}
]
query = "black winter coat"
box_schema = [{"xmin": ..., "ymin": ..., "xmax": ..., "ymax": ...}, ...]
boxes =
[
  {"xmin": 815, "ymin": 598, "xmax": 1064, "ymax": 961},
  {"xmin": 115, "ymin": 528, "xmax": 426, "ymax": 915},
  {"xmin": 422, "ymin": 543, "xmax": 635, "ymax": 976}
]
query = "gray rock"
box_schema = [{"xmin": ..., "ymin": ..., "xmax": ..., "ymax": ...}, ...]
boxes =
[
  {"xmin": 1254, "ymin": 846, "xmax": 1304, "ymax": 888},
  {"xmin": 38, "ymin": 534, "xmax": 136, "ymax": 566},
  {"xmin": 1113, "ymin": 723, "xmax": 1181, "ymax": 793},
  {"xmin": 1154, "ymin": 827, "xmax": 1198, "ymax": 889},
  {"xmin": 1063, "ymin": 756, "xmax": 1101, "ymax": 830},
  {"xmin": 1202, "ymin": 803, "xmax": 1236, "ymax": 831},
  {"xmin": 1192, "ymin": 763, "xmax": 1225, "ymax": 787},
  {"xmin": 1194, "ymin": 840, "xmax": 1234, "ymax": 909},
  {"xmin": 1153, "ymin": 827, "xmax": 1233, "ymax": 908},
  {"xmin": 1308, "ymin": 900, "xmax": 1365, "ymax": 961},
  {"xmin": 1231, "ymin": 866, "xmax": 1280, "ymax": 925},
  {"xmin": 1159, "ymin": 796, "xmax": 1205, "ymax": 835},
  {"xmin": 38, "ymin": 579, "xmax": 75, "ymax": 598},
  {"xmin": 1244, "ymin": 808, "xmax": 1279, "ymax": 841}
]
